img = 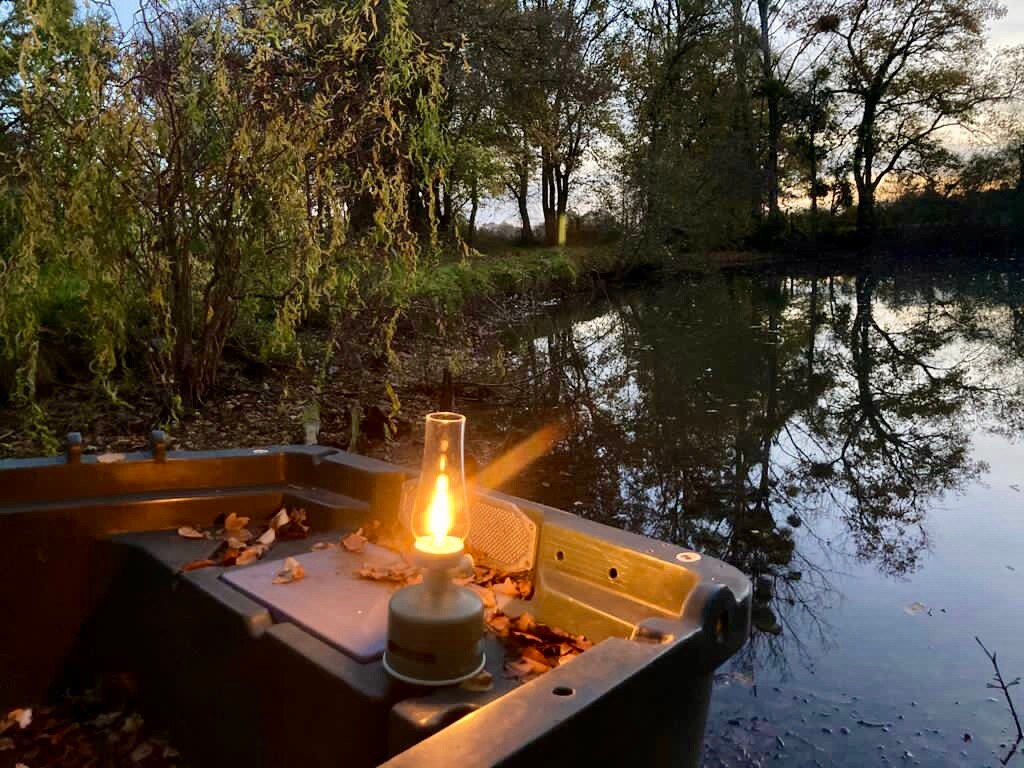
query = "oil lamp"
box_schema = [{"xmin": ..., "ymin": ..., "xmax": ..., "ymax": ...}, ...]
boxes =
[{"xmin": 383, "ymin": 412, "xmax": 485, "ymax": 685}]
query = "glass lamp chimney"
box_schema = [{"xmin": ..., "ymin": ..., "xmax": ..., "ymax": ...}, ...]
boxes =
[{"xmin": 411, "ymin": 412, "xmax": 470, "ymax": 556}]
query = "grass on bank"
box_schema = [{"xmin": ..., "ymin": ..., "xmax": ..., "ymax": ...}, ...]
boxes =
[{"xmin": 410, "ymin": 242, "xmax": 629, "ymax": 313}]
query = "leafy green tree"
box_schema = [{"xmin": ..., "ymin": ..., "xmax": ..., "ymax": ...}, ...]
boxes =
[
  {"xmin": 623, "ymin": 0, "xmax": 761, "ymax": 249},
  {"xmin": 819, "ymin": 0, "xmax": 1013, "ymax": 238},
  {"xmin": 786, "ymin": 65, "xmax": 840, "ymax": 217}
]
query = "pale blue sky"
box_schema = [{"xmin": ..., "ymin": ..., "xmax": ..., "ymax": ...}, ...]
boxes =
[
  {"xmin": 994, "ymin": 1, "xmax": 1024, "ymax": 48},
  {"xmin": 98, "ymin": 0, "xmax": 1024, "ymax": 46}
]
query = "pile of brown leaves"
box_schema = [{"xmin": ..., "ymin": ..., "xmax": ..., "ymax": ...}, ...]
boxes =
[
  {"xmin": 491, "ymin": 612, "xmax": 593, "ymax": 682},
  {"xmin": 464, "ymin": 569, "xmax": 592, "ymax": 682},
  {"xmin": 332, "ymin": 523, "xmax": 422, "ymax": 585},
  {"xmin": 178, "ymin": 508, "xmax": 310, "ymax": 573},
  {"xmin": 348, "ymin": 529, "xmax": 592, "ymax": 684},
  {"xmin": 0, "ymin": 698, "xmax": 184, "ymax": 767}
]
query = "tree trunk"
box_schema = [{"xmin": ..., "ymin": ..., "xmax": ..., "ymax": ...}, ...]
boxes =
[
  {"xmin": 468, "ymin": 179, "xmax": 479, "ymax": 244},
  {"xmin": 354, "ymin": 191, "xmax": 380, "ymax": 232},
  {"xmin": 515, "ymin": 163, "xmax": 534, "ymax": 245},
  {"xmin": 541, "ymin": 154, "xmax": 558, "ymax": 245},
  {"xmin": 757, "ymin": 0, "xmax": 780, "ymax": 218},
  {"xmin": 856, "ymin": 183, "xmax": 876, "ymax": 238},
  {"xmin": 517, "ymin": 195, "xmax": 534, "ymax": 244},
  {"xmin": 555, "ymin": 164, "xmax": 570, "ymax": 245},
  {"xmin": 193, "ymin": 283, "xmax": 237, "ymax": 405},
  {"xmin": 758, "ymin": 285, "xmax": 779, "ymax": 513},
  {"xmin": 1017, "ymin": 140, "xmax": 1024, "ymax": 192},
  {"xmin": 439, "ymin": 182, "xmax": 454, "ymax": 232},
  {"xmin": 809, "ymin": 123, "xmax": 819, "ymax": 216},
  {"xmin": 170, "ymin": 242, "xmax": 195, "ymax": 407},
  {"xmin": 513, "ymin": 134, "xmax": 535, "ymax": 244},
  {"xmin": 433, "ymin": 178, "xmax": 453, "ymax": 232},
  {"xmin": 807, "ymin": 277, "xmax": 819, "ymax": 382},
  {"xmin": 853, "ymin": 98, "xmax": 879, "ymax": 240},
  {"xmin": 731, "ymin": 0, "xmax": 759, "ymax": 222}
]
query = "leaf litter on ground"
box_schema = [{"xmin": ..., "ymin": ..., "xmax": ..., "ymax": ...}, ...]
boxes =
[{"xmin": 0, "ymin": 689, "xmax": 184, "ymax": 768}]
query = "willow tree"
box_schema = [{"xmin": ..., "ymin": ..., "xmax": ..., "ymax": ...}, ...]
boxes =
[
  {"xmin": 821, "ymin": 0, "xmax": 1012, "ymax": 238},
  {"xmin": 0, "ymin": 0, "xmax": 114, "ymax": 441},
  {"xmin": 8, "ymin": 0, "xmax": 444, "ymax": 416}
]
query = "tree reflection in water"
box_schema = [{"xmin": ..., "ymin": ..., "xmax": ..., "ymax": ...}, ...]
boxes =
[{"xmin": 473, "ymin": 262, "xmax": 1024, "ymax": 680}]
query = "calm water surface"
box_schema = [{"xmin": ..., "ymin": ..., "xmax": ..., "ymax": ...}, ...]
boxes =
[{"xmin": 468, "ymin": 258, "xmax": 1024, "ymax": 767}]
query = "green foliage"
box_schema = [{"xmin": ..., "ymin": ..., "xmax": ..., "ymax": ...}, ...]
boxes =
[
  {"xmin": 621, "ymin": 0, "xmax": 760, "ymax": 251},
  {"xmin": 1, "ymin": 0, "xmax": 446, "ymax": 423},
  {"xmin": 408, "ymin": 244, "xmax": 634, "ymax": 314}
]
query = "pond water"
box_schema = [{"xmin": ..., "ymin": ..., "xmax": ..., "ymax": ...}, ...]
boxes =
[{"xmin": 466, "ymin": 257, "xmax": 1024, "ymax": 767}]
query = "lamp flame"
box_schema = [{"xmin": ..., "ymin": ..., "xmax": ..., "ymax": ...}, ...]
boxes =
[{"xmin": 425, "ymin": 471, "xmax": 452, "ymax": 546}]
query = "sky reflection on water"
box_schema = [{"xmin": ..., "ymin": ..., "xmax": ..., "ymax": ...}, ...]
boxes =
[{"xmin": 471, "ymin": 259, "xmax": 1024, "ymax": 767}]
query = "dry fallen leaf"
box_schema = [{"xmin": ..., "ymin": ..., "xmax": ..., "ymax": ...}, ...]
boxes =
[
  {"xmin": 486, "ymin": 614, "xmax": 511, "ymax": 636},
  {"xmin": 182, "ymin": 558, "xmax": 216, "ymax": 572},
  {"xmin": 91, "ymin": 711, "xmax": 122, "ymax": 728},
  {"xmin": 218, "ymin": 547, "xmax": 242, "ymax": 566},
  {"xmin": 492, "ymin": 577, "xmax": 520, "ymax": 597},
  {"xmin": 7, "ymin": 709, "xmax": 31, "ymax": 730},
  {"xmin": 224, "ymin": 513, "xmax": 250, "ymax": 532},
  {"xmin": 177, "ymin": 526, "xmax": 207, "ymax": 540},
  {"xmin": 236, "ymin": 544, "xmax": 267, "ymax": 565},
  {"xmin": 1, "ymin": 690, "xmax": 184, "ymax": 766},
  {"xmin": 460, "ymin": 670, "xmax": 494, "ymax": 692},
  {"xmin": 514, "ymin": 613, "xmax": 535, "ymax": 633},
  {"xmin": 487, "ymin": 607, "xmax": 593, "ymax": 684},
  {"xmin": 342, "ymin": 530, "xmax": 368, "ymax": 553},
  {"xmin": 131, "ymin": 742, "xmax": 153, "ymax": 762},
  {"xmin": 268, "ymin": 507, "xmax": 290, "ymax": 530},
  {"xmin": 520, "ymin": 645, "xmax": 553, "ymax": 667},
  {"xmin": 276, "ymin": 508, "xmax": 310, "ymax": 540},
  {"xmin": 504, "ymin": 656, "xmax": 550, "ymax": 681},
  {"xmin": 355, "ymin": 561, "xmax": 421, "ymax": 586},
  {"xmin": 256, "ymin": 527, "xmax": 276, "ymax": 547},
  {"xmin": 228, "ymin": 528, "xmax": 254, "ymax": 544},
  {"xmin": 466, "ymin": 565, "xmax": 533, "ymax": 599},
  {"xmin": 273, "ymin": 557, "xmax": 306, "ymax": 585},
  {"xmin": 466, "ymin": 583, "xmax": 497, "ymax": 612}
]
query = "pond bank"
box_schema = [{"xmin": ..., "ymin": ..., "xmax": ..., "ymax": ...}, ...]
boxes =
[
  {"xmin": 0, "ymin": 241, "xmax": 652, "ymax": 461},
  {"xmin": 0, "ymin": 241, "xmax": 906, "ymax": 461}
]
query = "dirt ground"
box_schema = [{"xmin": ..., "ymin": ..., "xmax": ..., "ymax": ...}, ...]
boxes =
[{"xmin": 0, "ymin": 295, "xmax": 546, "ymax": 479}]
